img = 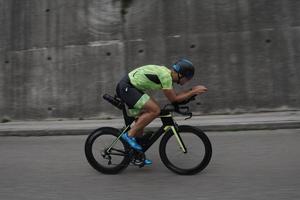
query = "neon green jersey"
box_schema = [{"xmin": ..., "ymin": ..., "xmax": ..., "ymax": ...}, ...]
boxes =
[{"xmin": 128, "ymin": 65, "xmax": 173, "ymax": 92}]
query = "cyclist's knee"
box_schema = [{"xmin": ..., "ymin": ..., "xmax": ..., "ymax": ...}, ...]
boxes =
[
  {"xmin": 146, "ymin": 105, "xmax": 160, "ymax": 117},
  {"xmin": 152, "ymin": 107, "xmax": 161, "ymax": 117},
  {"xmin": 143, "ymin": 100, "xmax": 160, "ymax": 116}
]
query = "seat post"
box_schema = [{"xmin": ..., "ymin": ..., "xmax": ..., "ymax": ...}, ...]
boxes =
[{"xmin": 122, "ymin": 105, "xmax": 135, "ymax": 126}]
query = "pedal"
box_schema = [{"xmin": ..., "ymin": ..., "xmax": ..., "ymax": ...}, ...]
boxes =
[{"xmin": 130, "ymin": 151, "xmax": 146, "ymax": 167}]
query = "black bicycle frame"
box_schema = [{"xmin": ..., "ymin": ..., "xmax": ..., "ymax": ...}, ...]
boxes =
[
  {"xmin": 103, "ymin": 94, "xmax": 191, "ymax": 154},
  {"xmin": 107, "ymin": 109, "xmax": 187, "ymax": 154}
]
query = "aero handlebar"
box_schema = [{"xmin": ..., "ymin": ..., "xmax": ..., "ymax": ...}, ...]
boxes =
[{"xmin": 163, "ymin": 95, "xmax": 198, "ymax": 120}]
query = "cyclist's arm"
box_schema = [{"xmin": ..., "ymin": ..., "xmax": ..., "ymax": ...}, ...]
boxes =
[
  {"xmin": 163, "ymin": 85, "xmax": 208, "ymax": 103},
  {"xmin": 163, "ymin": 89, "xmax": 195, "ymax": 103}
]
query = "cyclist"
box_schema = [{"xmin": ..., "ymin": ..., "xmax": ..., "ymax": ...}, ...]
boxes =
[{"xmin": 116, "ymin": 58, "xmax": 207, "ymax": 165}]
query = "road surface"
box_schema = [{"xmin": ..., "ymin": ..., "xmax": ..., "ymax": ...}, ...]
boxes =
[{"xmin": 1, "ymin": 129, "xmax": 300, "ymax": 200}]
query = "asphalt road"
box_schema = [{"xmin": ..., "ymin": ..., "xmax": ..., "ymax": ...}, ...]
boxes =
[{"xmin": 1, "ymin": 129, "xmax": 300, "ymax": 200}]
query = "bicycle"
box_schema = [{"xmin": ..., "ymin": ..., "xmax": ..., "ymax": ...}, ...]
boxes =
[{"xmin": 85, "ymin": 94, "xmax": 212, "ymax": 175}]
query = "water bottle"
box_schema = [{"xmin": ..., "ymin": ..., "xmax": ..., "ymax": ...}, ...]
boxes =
[{"xmin": 103, "ymin": 94, "xmax": 123, "ymax": 110}]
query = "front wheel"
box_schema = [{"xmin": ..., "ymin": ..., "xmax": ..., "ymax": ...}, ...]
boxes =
[{"xmin": 159, "ymin": 125, "xmax": 212, "ymax": 175}]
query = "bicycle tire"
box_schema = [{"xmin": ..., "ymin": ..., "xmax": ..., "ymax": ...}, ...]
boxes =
[
  {"xmin": 84, "ymin": 127, "xmax": 131, "ymax": 174},
  {"xmin": 159, "ymin": 125, "xmax": 212, "ymax": 175}
]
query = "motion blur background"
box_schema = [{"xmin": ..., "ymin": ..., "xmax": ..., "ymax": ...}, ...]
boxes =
[{"xmin": 1, "ymin": 0, "xmax": 300, "ymax": 120}]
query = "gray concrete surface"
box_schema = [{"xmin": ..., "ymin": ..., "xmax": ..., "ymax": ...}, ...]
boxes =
[
  {"xmin": 0, "ymin": 111, "xmax": 299, "ymax": 136},
  {"xmin": 0, "ymin": 129, "xmax": 300, "ymax": 200},
  {"xmin": 1, "ymin": 0, "xmax": 300, "ymax": 120}
]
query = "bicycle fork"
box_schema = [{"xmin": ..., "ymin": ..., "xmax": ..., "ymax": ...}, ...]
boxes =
[{"xmin": 164, "ymin": 126, "xmax": 187, "ymax": 153}]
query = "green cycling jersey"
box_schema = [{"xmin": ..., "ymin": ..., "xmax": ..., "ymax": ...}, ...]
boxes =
[{"xmin": 128, "ymin": 65, "xmax": 173, "ymax": 91}]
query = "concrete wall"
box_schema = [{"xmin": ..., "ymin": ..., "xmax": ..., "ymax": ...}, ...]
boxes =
[{"xmin": 1, "ymin": 0, "xmax": 300, "ymax": 120}]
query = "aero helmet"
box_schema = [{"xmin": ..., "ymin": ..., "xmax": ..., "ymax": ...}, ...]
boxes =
[{"xmin": 172, "ymin": 58, "xmax": 195, "ymax": 80}]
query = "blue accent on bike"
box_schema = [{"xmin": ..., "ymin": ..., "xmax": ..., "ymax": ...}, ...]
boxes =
[{"xmin": 121, "ymin": 132, "xmax": 143, "ymax": 151}]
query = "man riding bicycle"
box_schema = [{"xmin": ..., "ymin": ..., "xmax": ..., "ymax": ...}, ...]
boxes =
[{"xmin": 116, "ymin": 58, "xmax": 207, "ymax": 165}]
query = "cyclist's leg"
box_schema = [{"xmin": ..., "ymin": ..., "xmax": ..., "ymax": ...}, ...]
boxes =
[
  {"xmin": 127, "ymin": 98, "xmax": 158, "ymax": 164},
  {"xmin": 116, "ymin": 75, "xmax": 158, "ymax": 153},
  {"xmin": 133, "ymin": 118, "xmax": 144, "ymax": 136},
  {"xmin": 128, "ymin": 98, "xmax": 160, "ymax": 137}
]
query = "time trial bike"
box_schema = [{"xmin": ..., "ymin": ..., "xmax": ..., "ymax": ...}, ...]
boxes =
[{"xmin": 84, "ymin": 94, "xmax": 212, "ymax": 175}]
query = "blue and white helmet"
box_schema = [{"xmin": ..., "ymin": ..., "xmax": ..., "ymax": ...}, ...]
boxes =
[{"xmin": 172, "ymin": 58, "xmax": 195, "ymax": 79}]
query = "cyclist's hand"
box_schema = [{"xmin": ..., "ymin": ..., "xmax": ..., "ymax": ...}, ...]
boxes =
[{"xmin": 191, "ymin": 85, "xmax": 208, "ymax": 95}]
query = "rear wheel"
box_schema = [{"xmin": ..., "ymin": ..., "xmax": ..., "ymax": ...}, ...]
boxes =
[
  {"xmin": 159, "ymin": 125, "xmax": 212, "ymax": 175},
  {"xmin": 85, "ymin": 127, "xmax": 131, "ymax": 174}
]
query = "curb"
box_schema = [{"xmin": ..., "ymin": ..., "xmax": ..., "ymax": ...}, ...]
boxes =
[{"xmin": 1, "ymin": 121, "xmax": 300, "ymax": 137}]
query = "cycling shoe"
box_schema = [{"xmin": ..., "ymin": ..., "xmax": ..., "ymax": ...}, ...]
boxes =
[{"xmin": 121, "ymin": 132, "xmax": 143, "ymax": 151}]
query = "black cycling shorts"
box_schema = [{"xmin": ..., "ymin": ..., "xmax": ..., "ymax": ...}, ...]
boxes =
[{"xmin": 116, "ymin": 75, "xmax": 149, "ymax": 110}]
